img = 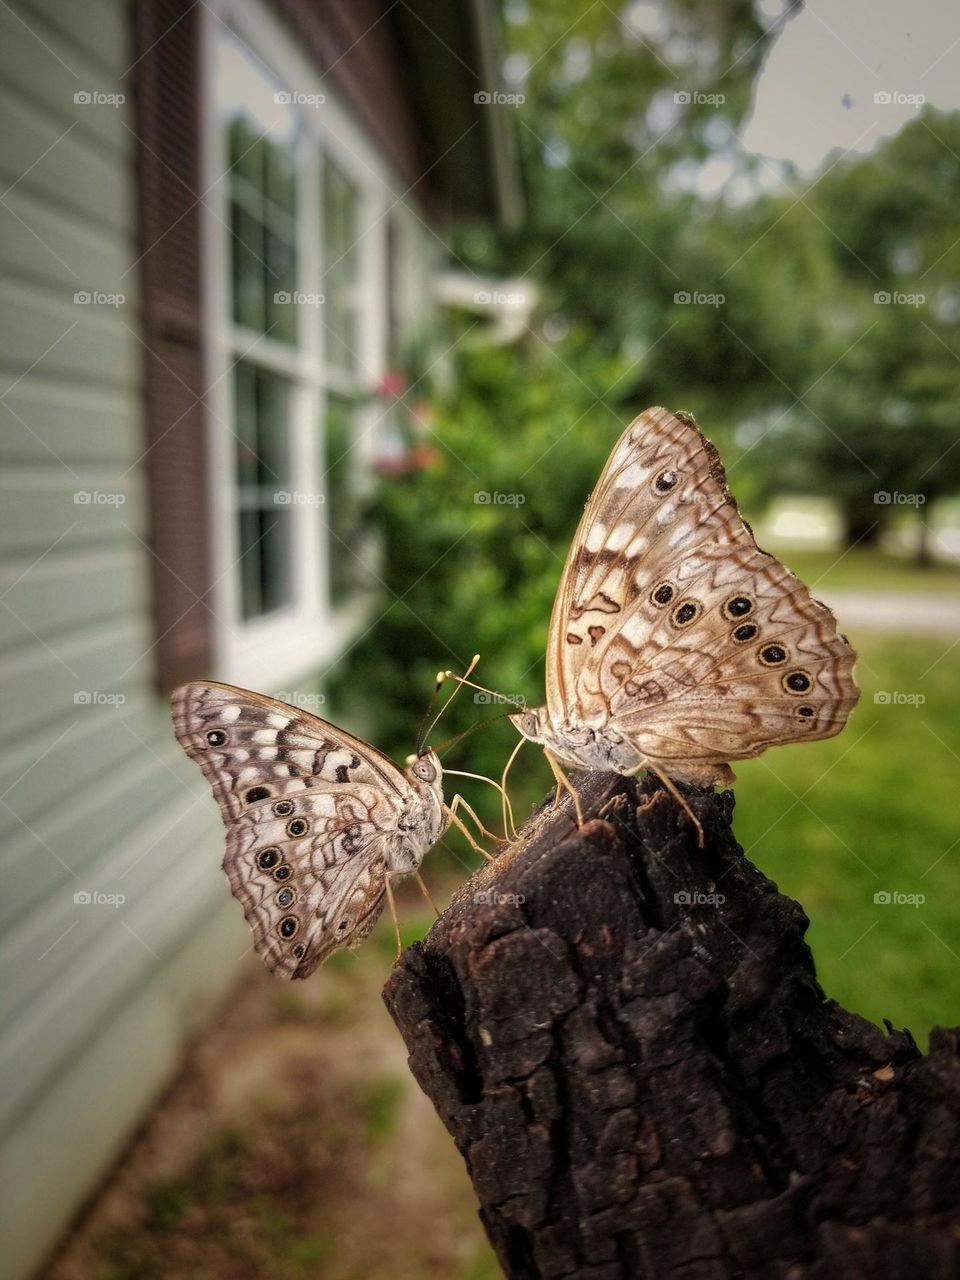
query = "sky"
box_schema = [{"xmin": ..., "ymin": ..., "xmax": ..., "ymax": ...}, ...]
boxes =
[{"xmin": 742, "ymin": 0, "xmax": 960, "ymax": 173}]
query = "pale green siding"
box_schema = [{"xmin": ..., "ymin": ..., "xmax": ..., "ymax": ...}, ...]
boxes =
[{"xmin": 0, "ymin": 4, "xmax": 247, "ymax": 1277}]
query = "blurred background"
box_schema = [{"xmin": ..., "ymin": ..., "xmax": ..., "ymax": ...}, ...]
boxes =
[{"xmin": 1, "ymin": 0, "xmax": 959, "ymax": 1276}]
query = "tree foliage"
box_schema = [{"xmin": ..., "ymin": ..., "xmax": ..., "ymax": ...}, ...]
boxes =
[{"xmin": 333, "ymin": 3, "xmax": 960, "ymax": 815}]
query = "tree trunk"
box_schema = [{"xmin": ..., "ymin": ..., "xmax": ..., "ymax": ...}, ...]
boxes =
[
  {"xmin": 916, "ymin": 507, "xmax": 934, "ymax": 568},
  {"xmin": 841, "ymin": 496, "xmax": 882, "ymax": 549},
  {"xmin": 383, "ymin": 773, "xmax": 960, "ymax": 1279}
]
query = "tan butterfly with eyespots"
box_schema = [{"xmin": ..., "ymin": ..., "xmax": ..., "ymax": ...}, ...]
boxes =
[
  {"xmin": 171, "ymin": 678, "xmax": 492, "ymax": 978},
  {"xmin": 505, "ymin": 407, "xmax": 859, "ymax": 832}
]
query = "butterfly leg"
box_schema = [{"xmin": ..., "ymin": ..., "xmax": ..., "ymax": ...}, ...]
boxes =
[
  {"xmin": 453, "ymin": 793, "xmax": 504, "ymax": 848},
  {"xmin": 442, "ymin": 769, "xmax": 515, "ymax": 843},
  {"xmin": 384, "ymin": 873, "xmax": 404, "ymax": 960},
  {"xmin": 544, "ymin": 749, "xmax": 585, "ymax": 827},
  {"xmin": 414, "ymin": 870, "xmax": 441, "ymax": 917},
  {"xmin": 630, "ymin": 758, "xmax": 705, "ymax": 849},
  {"xmin": 499, "ymin": 737, "xmax": 525, "ymax": 840},
  {"xmin": 444, "ymin": 797, "xmax": 497, "ymax": 863}
]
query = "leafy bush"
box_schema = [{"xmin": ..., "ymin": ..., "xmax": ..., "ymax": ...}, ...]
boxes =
[{"xmin": 331, "ymin": 337, "xmax": 632, "ymax": 831}]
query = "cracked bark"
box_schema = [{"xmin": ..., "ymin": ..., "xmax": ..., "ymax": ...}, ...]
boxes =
[{"xmin": 382, "ymin": 773, "xmax": 960, "ymax": 1279}]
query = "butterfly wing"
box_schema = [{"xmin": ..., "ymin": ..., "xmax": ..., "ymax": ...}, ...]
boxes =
[
  {"xmin": 547, "ymin": 408, "xmax": 858, "ymax": 775},
  {"xmin": 171, "ymin": 682, "xmax": 418, "ymax": 978},
  {"xmin": 597, "ymin": 542, "xmax": 858, "ymax": 778}
]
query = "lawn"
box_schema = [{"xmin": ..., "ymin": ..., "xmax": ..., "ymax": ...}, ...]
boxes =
[
  {"xmin": 771, "ymin": 545, "xmax": 960, "ymax": 596},
  {"xmin": 733, "ymin": 626, "xmax": 960, "ymax": 1039}
]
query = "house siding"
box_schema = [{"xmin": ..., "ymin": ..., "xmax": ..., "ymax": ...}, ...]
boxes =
[
  {"xmin": 0, "ymin": 3, "xmax": 244, "ymax": 1277},
  {"xmin": 0, "ymin": 0, "xmax": 497, "ymax": 1273}
]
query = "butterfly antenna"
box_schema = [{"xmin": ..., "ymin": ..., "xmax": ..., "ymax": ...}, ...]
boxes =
[
  {"xmin": 418, "ymin": 654, "xmax": 480, "ymax": 753},
  {"xmin": 415, "ymin": 670, "xmax": 446, "ymax": 756},
  {"xmin": 433, "ymin": 707, "xmax": 514, "ymax": 757},
  {"xmin": 441, "ymin": 670, "xmax": 520, "ymax": 708}
]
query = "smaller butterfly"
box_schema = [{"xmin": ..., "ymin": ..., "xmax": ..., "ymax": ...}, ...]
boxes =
[{"xmin": 171, "ymin": 673, "xmax": 493, "ymax": 978}]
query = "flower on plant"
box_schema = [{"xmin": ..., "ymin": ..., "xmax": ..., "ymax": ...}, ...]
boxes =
[
  {"xmin": 376, "ymin": 369, "xmax": 407, "ymax": 399},
  {"xmin": 374, "ymin": 443, "xmax": 440, "ymax": 475}
]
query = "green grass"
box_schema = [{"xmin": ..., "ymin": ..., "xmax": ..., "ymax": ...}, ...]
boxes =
[
  {"xmin": 774, "ymin": 545, "xmax": 960, "ymax": 595},
  {"xmin": 734, "ymin": 628, "xmax": 960, "ymax": 1039},
  {"xmin": 354, "ymin": 1074, "xmax": 405, "ymax": 1144}
]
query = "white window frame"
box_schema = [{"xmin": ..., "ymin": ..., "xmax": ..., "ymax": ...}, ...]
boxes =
[{"xmin": 198, "ymin": 0, "xmax": 424, "ymax": 690}]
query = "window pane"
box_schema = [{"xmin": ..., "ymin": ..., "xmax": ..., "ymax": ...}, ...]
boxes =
[
  {"xmin": 323, "ymin": 160, "xmax": 361, "ymax": 373},
  {"xmin": 265, "ymin": 142, "xmax": 296, "ymax": 218},
  {"xmin": 231, "ymin": 200, "xmax": 265, "ymax": 331},
  {"xmin": 238, "ymin": 508, "xmax": 290, "ymax": 619},
  {"xmin": 218, "ymin": 36, "xmax": 298, "ymax": 341},
  {"xmin": 234, "ymin": 364, "xmax": 292, "ymax": 620},
  {"xmin": 265, "ymin": 229, "xmax": 297, "ymax": 342},
  {"xmin": 325, "ymin": 395, "xmax": 362, "ymax": 605}
]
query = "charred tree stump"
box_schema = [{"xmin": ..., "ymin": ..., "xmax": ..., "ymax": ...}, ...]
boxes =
[{"xmin": 383, "ymin": 774, "xmax": 960, "ymax": 1279}]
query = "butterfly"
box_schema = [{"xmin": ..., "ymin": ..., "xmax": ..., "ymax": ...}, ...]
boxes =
[
  {"xmin": 506, "ymin": 406, "xmax": 859, "ymax": 832},
  {"xmin": 171, "ymin": 681, "xmax": 489, "ymax": 978}
]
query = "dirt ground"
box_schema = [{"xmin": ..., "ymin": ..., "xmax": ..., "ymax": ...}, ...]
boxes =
[{"xmin": 45, "ymin": 887, "xmax": 501, "ymax": 1280}]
